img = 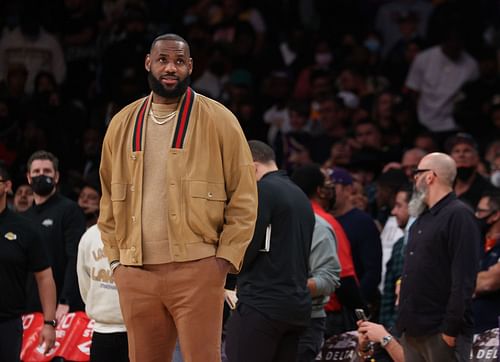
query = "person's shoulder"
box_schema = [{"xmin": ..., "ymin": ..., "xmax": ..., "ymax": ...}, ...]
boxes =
[
  {"xmin": 6, "ymin": 210, "xmax": 41, "ymax": 236},
  {"xmin": 315, "ymin": 214, "xmax": 334, "ymax": 232}
]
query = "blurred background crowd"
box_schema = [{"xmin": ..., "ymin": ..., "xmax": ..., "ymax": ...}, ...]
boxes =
[{"xmin": 0, "ymin": 0, "xmax": 499, "ymax": 212}]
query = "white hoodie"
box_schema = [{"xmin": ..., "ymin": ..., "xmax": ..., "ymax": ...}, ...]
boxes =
[{"xmin": 77, "ymin": 225, "xmax": 126, "ymax": 333}]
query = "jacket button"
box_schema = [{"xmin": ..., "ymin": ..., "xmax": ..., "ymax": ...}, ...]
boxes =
[
  {"xmin": 131, "ymin": 216, "xmax": 136, "ymax": 222},
  {"xmin": 131, "ymin": 246, "xmax": 136, "ymax": 252},
  {"xmin": 208, "ymin": 192, "xmax": 213, "ymax": 198},
  {"xmin": 132, "ymin": 258, "xmax": 137, "ymax": 263},
  {"xmin": 131, "ymin": 154, "xmax": 137, "ymax": 160},
  {"xmin": 130, "ymin": 185, "xmax": 135, "ymax": 192}
]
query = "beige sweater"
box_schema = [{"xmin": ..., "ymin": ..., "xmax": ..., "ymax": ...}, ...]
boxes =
[{"xmin": 141, "ymin": 102, "xmax": 177, "ymax": 264}]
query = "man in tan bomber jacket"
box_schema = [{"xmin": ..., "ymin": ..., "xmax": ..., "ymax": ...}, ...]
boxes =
[{"xmin": 98, "ymin": 33, "xmax": 258, "ymax": 362}]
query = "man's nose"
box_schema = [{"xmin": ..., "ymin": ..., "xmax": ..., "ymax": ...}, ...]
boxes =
[{"xmin": 164, "ymin": 61, "xmax": 176, "ymax": 73}]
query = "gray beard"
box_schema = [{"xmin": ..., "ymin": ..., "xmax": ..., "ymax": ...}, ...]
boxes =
[{"xmin": 408, "ymin": 187, "xmax": 427, "ymax": 218}]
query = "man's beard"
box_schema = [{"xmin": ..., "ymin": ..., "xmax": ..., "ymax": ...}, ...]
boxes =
[
  {"xmin": 148, "ymin": 72, "xmax": 191, "ymax": 99},
  {"xmin": 408, "ymin": 183, "xmax": 428, "ymax": 217}
]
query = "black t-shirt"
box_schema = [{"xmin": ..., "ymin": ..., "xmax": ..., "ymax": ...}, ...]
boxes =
[
  {"xmin": 0, "ymin": 208, "xmax": 49, "ymax": 321},
  {"xmin": 23, "ymin": 193, "xmax": 86, "ymax": 312}
]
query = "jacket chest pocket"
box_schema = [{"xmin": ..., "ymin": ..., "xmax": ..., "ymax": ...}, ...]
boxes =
[{"xmin": 186, "ymin": 181, "xmax": 227, "ymax": 242}]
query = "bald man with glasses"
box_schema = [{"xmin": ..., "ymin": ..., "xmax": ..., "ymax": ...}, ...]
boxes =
[{"xmin": 396, "ymin": 153, "xmax": 481, "ymax": 362}]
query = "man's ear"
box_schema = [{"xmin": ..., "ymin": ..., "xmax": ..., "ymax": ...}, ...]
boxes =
[
  {"xmin": 54, "ymin": 171, "xmax": 60, "ymax": 185},
  {"xmin": 145, "ymin": 54, "xmax": 151, "ymax": 72}
]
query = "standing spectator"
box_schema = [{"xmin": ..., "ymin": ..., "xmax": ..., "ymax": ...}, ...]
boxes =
[
  {"xmin": 379, "ymin": 184, "xmax": 414, "ymax": 330},
  {"xmin": 225, "ymin": 140, "xmax": 314, "ymax": 362},
  {"xmin": 12, "ymin": 183, "xmax": 33, "ymax": 213},
  {"xmin": 445, "ymin": 132, "xmax": 496, "ymax": 210},
  {"xmin": 0, "ymin": 164, "xmax": 56, "ymax": 361},
  {"xmin": 77, "ymin": 183, "xmax": 100, "ymax": 228},
  {"xmin": 77, "ymin": 225, "xmax": 128, "ymax": 362},
  {"xmin": 291, "ymin": 163, "xmax": 366, "ymax": 337},
  {"xmin": 397, "ymin": 152, "xmax": 480, "ymax": 361},
  {"xmin": 23, "ymin": 150, "xmax": 86, "ymax": 322},
  {"xmin": 0, "ymin": 6, "xmax": 66, "ymax": 94},
  {"xmin": 98, "ymin": 33, "xmax": 257, "ymax": 362},
  {"xmin": 405, "ymin": 26, "xmax": 479, "ymax": 134},
  {"xmin": 329, "ymin": 167, "xmax": 382, "ymax": 317},
  {"xmin": 473, "ymin": 190, "xmax": 500, "ymax": 333}
]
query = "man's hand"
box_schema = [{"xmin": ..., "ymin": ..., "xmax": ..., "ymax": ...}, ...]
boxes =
[
  {"xmin": 39, "ymin": 325, "xmax": 56, "ymax": 354},
  {"xmin": 441, "ymin": 334, "xmax": 456, "ymax": 347},
  {"xmin": 55, "ymin": 304, "xmax": 69, "ymax": 323}
]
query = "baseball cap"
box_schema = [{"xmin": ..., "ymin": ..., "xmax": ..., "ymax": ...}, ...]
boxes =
[
  {"xmin": 327, "ymin": 167, "xmax": 353, "ymax": 185},
  {"xmin": 444, "ymin": 132, "xmax": 478, "ymax": 153}
]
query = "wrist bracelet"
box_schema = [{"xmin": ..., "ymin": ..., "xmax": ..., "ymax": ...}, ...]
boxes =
[{"xmin": 44, "ymin": 319, "xmax": 57, "ymax": 328}]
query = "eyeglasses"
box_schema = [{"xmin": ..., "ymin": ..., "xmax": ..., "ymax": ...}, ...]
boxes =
[{"xmin": 412, "ymin": 168, "xmax": 435, "ymax": 177}]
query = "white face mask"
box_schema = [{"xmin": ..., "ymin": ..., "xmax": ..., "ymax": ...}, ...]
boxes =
[
  {"xmin": 315, "ymin": 52, "xmax": 332, "ymax": 67},
  {"xmin": 491, "ymin": 170, "xmax": 500, "ymax": 187}
]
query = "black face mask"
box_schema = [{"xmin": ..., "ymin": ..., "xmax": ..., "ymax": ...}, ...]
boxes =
[
  {"xmin": 31, "ymin": 175, "xmax": 55, "ymax": 196},
  {"xmin": 456, "ymin": 166, "xmax": 475, "ymax": 181},
  {"xmin": 476, "ymin": 213, "xmax": 493, "ymax": 237}
]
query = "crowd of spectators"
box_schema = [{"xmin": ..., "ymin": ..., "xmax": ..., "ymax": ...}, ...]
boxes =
[{"xmin": 0, "ymin": 0, "xmax": 499, "ymax": 198}]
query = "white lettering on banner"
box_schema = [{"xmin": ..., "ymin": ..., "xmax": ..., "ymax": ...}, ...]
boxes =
[
  {"xmin": 78, "ymin": 340, "xmax": 92, "ymax": 354},
  {"xmin": 22, "ymin": 314, "xmax": 34, "ymax": 329},
  {"xmin": 470, "ymin": 328, "xmax": 499, "ymax": 362},
  {"xmin": 60, "ymin": 313, "xmax": 75, "ymax": 329},
  {"xmin": 324, "ymin": 350, "xmax": 355, "ymax": 360}
]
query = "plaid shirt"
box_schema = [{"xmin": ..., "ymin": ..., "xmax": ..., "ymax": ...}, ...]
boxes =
[{"xmin": 379, "ymin": 236, "xmax": 405, "ymax": 330}]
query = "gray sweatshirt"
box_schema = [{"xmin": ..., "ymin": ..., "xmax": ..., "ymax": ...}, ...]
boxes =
[{"xmin": 310, "ymin": 215, "xmax": 341, "ymax": 318}]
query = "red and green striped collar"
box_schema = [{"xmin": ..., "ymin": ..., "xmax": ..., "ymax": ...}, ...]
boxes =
[{"xmin": 132, "ymin": 87, "xmax": 196, "ymax": 152}]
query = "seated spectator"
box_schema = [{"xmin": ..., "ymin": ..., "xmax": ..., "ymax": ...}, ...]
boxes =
[
  {"xmin": 357, "ymin": 320, "xmax": 404, "ymax": 362},
  {"xmin": 0, "ymin": 5, "xmax": 66, "ymax": 94},
  {"xmin": 13, "ymin": 183, "xmax": 33, "ymax": 213},
  {"xmin": 473, "ymin": 190, "xmax": 500, "ymax": 333},
  {"xmin": 78, "ymin": 183, "xmax": 101, "ymax": 229},
  {"xmin": 445, "ymin": 132, "xmax": 496, "ymax": 210}
]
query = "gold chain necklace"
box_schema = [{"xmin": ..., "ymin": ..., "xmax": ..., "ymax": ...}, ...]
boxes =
[{"xmin": 149, "ymin": 109, "xmax": 177, "ymax": 125}]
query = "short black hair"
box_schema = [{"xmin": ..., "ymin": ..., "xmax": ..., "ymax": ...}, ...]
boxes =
[
  {"xmin": 481, "ymin": 189, "xmax": 500, "ymax": 212},
  {"xmin": 248, "ymin": 140, "xmax": 275, "ymax": 163},
  {"xmin": 150, "ymin": 33, "xmax": 190, "ymax": 55},
  {"xmin": 27, "ymin": 150, "xmax": 59, "ymax": 172},
  {"xmin": 290, "ymin": 163, "xmax": 325, "ymax": 198},
  {"xmin": 397, "ymin": 183, "xmax": 414, "ymax": 203}
]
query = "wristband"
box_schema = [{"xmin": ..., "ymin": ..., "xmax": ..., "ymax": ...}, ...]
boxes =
[{"xmin": 44, "ymin": 319, "xmax": 57, "ymax": 328}]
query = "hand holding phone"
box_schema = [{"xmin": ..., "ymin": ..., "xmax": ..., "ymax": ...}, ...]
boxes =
[{"xmin": 355, "ymin": 308, "xmax": 369, "ymax": 321}]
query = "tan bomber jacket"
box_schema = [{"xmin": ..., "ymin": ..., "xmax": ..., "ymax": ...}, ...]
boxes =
[{"xmin": 98, "ymin": 88, "xmax": 258, "ymax": 273}]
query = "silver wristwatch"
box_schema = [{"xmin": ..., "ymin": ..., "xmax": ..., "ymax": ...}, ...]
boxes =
[{"xmin": 381, "ymin": 335, "xmax": 393, "ymax": 348}]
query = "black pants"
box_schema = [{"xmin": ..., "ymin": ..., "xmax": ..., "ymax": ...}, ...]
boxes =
[
  {"xmin": 401, "ymin": 332, "xmax": 473, "ymax": 362},
  {"xmin": 297, "ymin": 317, "xmax": 325, "ymax": 362},
  {"xmin": 0, "ymin": 317, "xmax": 22, "ymax": 362},
  {"xmin": 225, "ymin": 303, "xmax": 305, "ymax": 362},
  {"xmin": 90, "ymin": 331, "xmax": 129, "ymax": 362}
]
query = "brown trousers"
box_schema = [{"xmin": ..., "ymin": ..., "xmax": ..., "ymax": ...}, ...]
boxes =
[{"xmin": 114, "ymin": 256, "xmax": 227, "ymax": 362}]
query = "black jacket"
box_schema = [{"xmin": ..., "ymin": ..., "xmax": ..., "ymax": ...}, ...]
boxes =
[{"xmin": 237, "ymin": 170, "xmax": 315, "ymax": 326}]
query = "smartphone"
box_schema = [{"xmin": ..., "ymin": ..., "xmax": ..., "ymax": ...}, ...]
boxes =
[{"xmin": 355, "ymin": 308, "xmax": 369, "ymax": 321}]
